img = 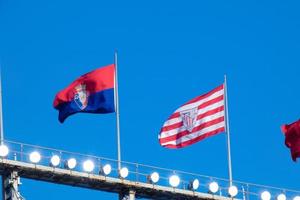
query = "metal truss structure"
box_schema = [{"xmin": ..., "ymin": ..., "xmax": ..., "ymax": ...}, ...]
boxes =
[{"xmin": 0, "ymin": 140, "xmax": 299, "ymax": 200}]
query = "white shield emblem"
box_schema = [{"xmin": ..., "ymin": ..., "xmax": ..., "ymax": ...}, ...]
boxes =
[
  {"xmin": 180, "ymin": 108, "xmax": 197, "ymax": 132},
  {"xmin": 74, "ymin": 84, "xmax": 89, "ymax": 110}
]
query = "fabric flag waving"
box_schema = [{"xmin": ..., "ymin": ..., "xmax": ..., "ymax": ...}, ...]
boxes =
[
  {"xmin": 281, "ymin": 119, "xmax": 300, "ymax": 162},
  {"xmin": 53, "ymin": 64, "xmax": 115, "ymax": 123},
  {"xmin": 159, "ymin": 84, "xmax": 225, "ymax": 148}
]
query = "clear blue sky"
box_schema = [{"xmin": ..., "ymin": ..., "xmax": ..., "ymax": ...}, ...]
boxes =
[{"xmin": 1, "ymin": 0, "xmax": 300, "ymax": 199}]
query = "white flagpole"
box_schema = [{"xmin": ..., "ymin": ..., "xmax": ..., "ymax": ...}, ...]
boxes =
[
  {"xmin": 224, "ymin": 75, "xmax": 233, "ymax": 186},
  {"xmin": 114, "ymin": 51, "xmax": 121, "ymax": 171},
  {"xmin": 0, "ymin": 67, "xmax": 4, "ymax": 145}
]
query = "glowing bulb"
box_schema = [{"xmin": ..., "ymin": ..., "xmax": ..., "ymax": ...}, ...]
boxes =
[
  {"xmin": 83, "ymin": 160, "xmax": 94, "ymax": 172},
  {"xmin": 50, "ymin": 155, "xmax": 60, "ymax": 167},
  {"xmin": 293, "ymin": 196, "xmax": 300, "ymax": 200},
  {"xmin": 29, "ymin": 151, "xmax": 41, "ymax": 163},
  {"xmin": 277, "ymin": 194, "xmax": 286, "ymax": 200},
  {"xmin": 66, "ymin": 158, "xmax": 77, "ymax": 169},
  {"xmin": 0, "ymin": 145, "xmax": 9, "ymax": 157},
  {"xmin": 119, "ymin": 167, "xmax": 129, "ymax": 178},
  {"xmin": 228, "ymin": 185, "xmax": 238, "ymax": 197},
  {"xmin": 261, "ymin": 191, "xmax": 271, "ymax": 200},
  {"xmin": 209, "ymin": 182, "xmax": 219, "ymax": 193},
  {"xmin": 169, "ymin": 175, "xmax": 180, "ymax": 187},
  {"xmin": 192, "ymin": 179, "xmax": 200, "ymax": 190},
  {"xmin": 149, "ymin": 172, "xmax": 160, "ymax": 183},
  {"xmin": 102, "ymin": 164, "xmax": 112, "ymax": 175}
]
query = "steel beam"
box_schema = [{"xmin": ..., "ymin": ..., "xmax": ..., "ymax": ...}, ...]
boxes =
[{"xmin": 0, "ymin": 159, "xmax": 231, "ymax": 200}]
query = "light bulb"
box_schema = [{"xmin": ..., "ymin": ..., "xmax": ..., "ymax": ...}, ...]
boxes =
[
  {"xmin": 50, "ymin": 155, "xmax": 60, "ymax": 167},
  {"xmin": 169, "ymin": 175, "xmax": 180, "ymax": 187},
  {"xmin": 29, "ymin": 151, "xmax": 41, "ymax": 163}
]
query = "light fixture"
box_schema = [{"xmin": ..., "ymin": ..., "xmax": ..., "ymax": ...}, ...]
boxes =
[
  {"xmin": 65, "ymin": 158, "xmax": 77, "ymax": 169},
  {"xmin": 0, "ymin": 144, "xmax": 9, "ymax": 157},
  {"xmin": 169, "ymin": 175, "xmax": 180, "ymax": 187},
  {"xmin": 293, "ymin": 196, "xmax": 300, "ymax": 200},
  {"xmin": 83, "ymin": 160, "xmax": 95, "ymax": 172},
  {"xmin": 188, "ymin": 179, "xmax": 200, "ymax": 190},
  {"xmin": 261, "ymin": 191, "xmax": 271, "ymax": 200},
  {"xmin": 119, "ymin": 167, "xmax": 129, "ymax": 178},
  {"xmin": 277, "ymin": 194, "xmax": 286, "ymax": 200},
  {"xmin": 101, "ymin": 164, "xmax": 112, "ymax": 175},
  {"xmin": 228, "ymin": 185, "xmax": 238, "ymax": 197},
  {"xmin": 149, "ymin": 172, "xmax": 160, "ymax": 184},
  {"xmin": 209, "ymin": 181, "xmax": 219, "ymax": 194},
  {"xmin": 50, "ymin": 155, "xmax": 60, "ymax": 167},
  {"xmin": 29, "ymin": 151, "xmax": 41, "ymax": 163}
]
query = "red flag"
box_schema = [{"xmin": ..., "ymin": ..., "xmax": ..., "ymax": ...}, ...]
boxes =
[
  {"xmin": 159, "ymin": 84, "xmax": 225, "ymax": 148},
  {"xmin": 53, "ymin": 64, "xmax": 115, "ymax": 123},
  {"xmin": 281, "ymin": 120, "xmax": 300, "ymax": 162}
]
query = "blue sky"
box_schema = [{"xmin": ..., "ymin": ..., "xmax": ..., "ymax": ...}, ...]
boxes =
[{"xmin": 1, "ymin": 0, "xmax": 300, "ymax": 199}]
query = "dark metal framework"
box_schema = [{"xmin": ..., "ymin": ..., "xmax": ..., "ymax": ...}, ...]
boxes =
[{"xmin": 0, "ymin": 159, "xmax": 230, "ymax": 200}]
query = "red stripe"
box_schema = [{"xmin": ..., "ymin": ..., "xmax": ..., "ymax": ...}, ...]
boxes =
[
  {"xmin": 167, "ymin": 112, "xmax": 180, "ymax": 120},
  {"xmin": 196, "ymin": 106, "xmax": 224, "ymax": 120},
  {"xmin": 167, "ymin": 92, "xmax": 224, "ymax": 120},
  {"xmin": 161, "ymin": 106, "xmax": 224, "ymax": 132},
  {"xmin": 160, "ymin": 127, "xmax": 225, "ymax": 148},
  {"xmin": 183, "ymin": 84, "xmax": 224, "ymax": 106},
  {"xmin": 159, "ymin": 117, "xmax": 225, "ymax": 144},
  {"xmin": 161, "ymin": 122, "xmax": 184, "ymax": 132},
  {"xmin": 197, "ymin": 95, "xmax": 224, "ymax": 110},
  {"xmin": 53, "ymin": 64, "xmax": 115, "ymax": 107}
]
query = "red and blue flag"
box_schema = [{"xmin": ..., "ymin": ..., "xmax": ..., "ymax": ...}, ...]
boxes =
[{"xmin": 53, "ymin": 64, "xmax": 115, "ymax": 123}]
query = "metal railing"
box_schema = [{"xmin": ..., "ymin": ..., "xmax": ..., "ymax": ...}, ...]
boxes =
[{"xmin": 2, "ymin": 140, "xmax": 300, "ymax": 200}]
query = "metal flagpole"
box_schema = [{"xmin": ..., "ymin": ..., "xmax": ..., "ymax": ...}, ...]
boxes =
[
  {"xmin": 0, "ymin": 67, "xmax": 4, "ymax": 145},
  {"xmin": 114, "ymin": 52, "xmax": 128, "ymax": 200},
  {"xmin": 114, "ymin": 51, "xmax": 122, "ymax": 171},
  {"xmin": 224, "ymin": 75, "xmax": 233, "ymax": 186}
]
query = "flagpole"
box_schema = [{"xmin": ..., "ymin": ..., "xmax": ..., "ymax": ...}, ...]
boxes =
[
  {"xmin": 0, "ymin": 67, "xmax": 4, "ymax": 145},
  {"xmin": 224, "ymin": 75, "xmax": 233, "ymax": 186},
  {"xmin": 114, "ymin": 51, "xmax": 121, "ymax": 171}
]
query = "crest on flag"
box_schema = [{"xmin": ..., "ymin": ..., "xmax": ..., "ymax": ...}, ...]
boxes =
[
  {"xmin": 180, "ymin": 108, "xmax": 197, "ymax": 132},
  {"xmin": 74, "ymin": 84, "xmax": 89, "ymax": 110}
]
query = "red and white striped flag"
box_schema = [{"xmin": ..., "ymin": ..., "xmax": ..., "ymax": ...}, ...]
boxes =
[{"xmin": 159, "ymin": 84, "xmax": 226, "ymax": 148}]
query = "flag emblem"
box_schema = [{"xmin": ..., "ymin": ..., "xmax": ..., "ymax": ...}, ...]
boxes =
[
  {"xmin": 74, "ymin": 84, "xmax": 89, "ymax": 110},
  {"xmin": 181, "ymin": 108, "xmax": 197, "ymax": 132},
  {"xmin": 159, "ymin": 84, "xmax": 225, "ymax": 148}
]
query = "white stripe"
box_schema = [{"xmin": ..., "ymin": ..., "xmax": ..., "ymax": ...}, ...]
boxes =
[
  {"xmin": 160, "ymin": 121, "xmax": 225, "ymax": 146},
  {"xmin": 163, "ymin": 117, "xmax": 182, "ymax": 127},
  {"xmin": 162, "ymin": 100, "xmax": 225, "ymax": 127},
  {"xmin": 160, "ymin": 110, "xmax": 225, "ymax": 139},
  {"xmin": 161, "ymin": 110, "xmax": 225, "ymax": 138},
  {"xmin": 175, "ymin": 89, "xmax": 224, "ymax": 113}
]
